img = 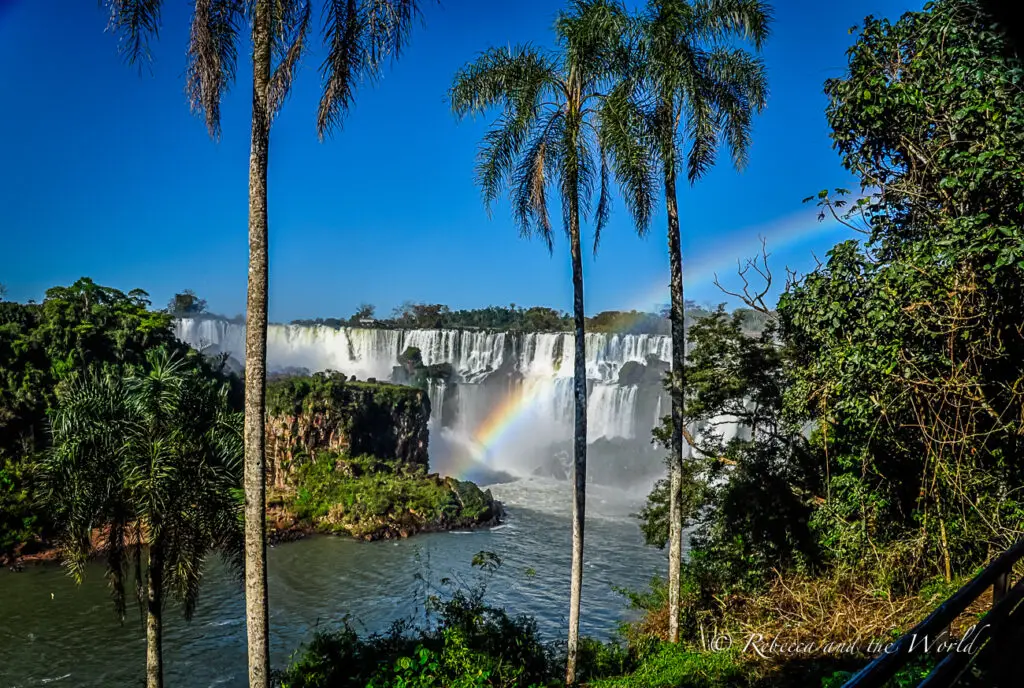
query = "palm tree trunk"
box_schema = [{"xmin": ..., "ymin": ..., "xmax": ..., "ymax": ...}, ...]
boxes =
[
  {"xmin": 244, "ymin": 2, "xmax": 272, "ymax": 686},
  {"xmin": 664, "ymin": 161, "xmax": 685, "ymax": 644},
  {"xmin": 146, "ymin": 542, "xmax": 164, "ymax": 688},
  {"xmin": 565, "ymin": 189, "xmax": 588, "ymax": 686}
]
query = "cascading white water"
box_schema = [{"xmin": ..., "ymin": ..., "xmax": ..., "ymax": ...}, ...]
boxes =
[
  {"xmin": 175, "ymin": 318, "xmax": 673, "ymax": 480},
  {"xmin": 588, "ymin": 385, "xmax": 639, "ymax": 440},
  {"xmin": 176, "ymin": 318, "xmax": 406, "ymax": 380}
]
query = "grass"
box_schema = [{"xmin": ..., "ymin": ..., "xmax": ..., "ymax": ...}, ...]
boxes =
[
  {"xmin": 285, "ymin": 452, "xmax": 497, "ymax": 540},
  {"xmin": 589, "ymin": 645, "xmax": 746, "ymax": 688}
]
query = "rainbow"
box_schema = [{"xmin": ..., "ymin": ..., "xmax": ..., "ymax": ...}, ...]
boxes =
[{"xmin": 446, "ymin": 204, "xmax": 852, "ymax": 480}]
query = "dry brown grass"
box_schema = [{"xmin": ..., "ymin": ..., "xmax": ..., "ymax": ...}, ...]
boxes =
[{"xmin": 630, "ymin": 566, "xmax": 1012, "ymax": 663}]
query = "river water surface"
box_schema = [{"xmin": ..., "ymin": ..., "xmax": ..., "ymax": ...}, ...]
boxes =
[{"xmin": 0, "ymin": 478, "xmax": 665, "ymax": 687}]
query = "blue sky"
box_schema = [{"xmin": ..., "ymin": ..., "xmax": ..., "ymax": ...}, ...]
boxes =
[{"xmin": 0, "ymin": 0, "xmax": 917, "ymax": 321}]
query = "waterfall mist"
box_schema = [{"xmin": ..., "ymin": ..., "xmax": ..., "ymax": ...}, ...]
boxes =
[{"xmin": 176, "ymin": 318, "xmax": 672, "ymax": 488}]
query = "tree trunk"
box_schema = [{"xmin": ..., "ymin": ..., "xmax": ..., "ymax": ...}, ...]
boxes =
[
  {"xmin": 146, "ymin": 542, "xmax": 164, "ymax": 688},
  {"xmin": 665, "ymin": 161, "xmax": 685, "ymax": 644},
  {"xmin": 565, "ymin": 189, "xmax": 588, "ymax": 686},
  {"xmin": 244, "ymin": 2, "xmax": 272, "ymax": 686}
]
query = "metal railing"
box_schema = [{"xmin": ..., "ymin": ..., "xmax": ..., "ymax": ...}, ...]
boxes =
[{"xmin": 842, "ymin": 539, "xmax": 1024, "ymax": 687}]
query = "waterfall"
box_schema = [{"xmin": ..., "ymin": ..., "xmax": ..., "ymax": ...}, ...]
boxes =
[
  {"xmin": 588, "ymin": 384, "xmax": 638, "ymax": 440},
  {"xmin": 176, "ymin": 318, "xmax": 673, "ymax": 482}
]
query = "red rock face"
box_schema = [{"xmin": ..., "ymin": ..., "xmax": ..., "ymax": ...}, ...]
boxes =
[
  {"xmin": 265, "ymin": 412, "xmax": 348, "ymax": 489},
  {"xmin": 264, "ymin": 385, "xmax": 431, "ymax": 489}
]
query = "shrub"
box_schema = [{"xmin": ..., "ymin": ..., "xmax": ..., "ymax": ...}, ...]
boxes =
[{"xmin": 277, "ymin": 557, "xmax": 559, "ymax": 688}]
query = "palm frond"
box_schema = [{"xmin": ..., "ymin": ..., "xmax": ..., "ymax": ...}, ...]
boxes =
[
  {"xmin": 451, "ymin": 47, "xmax": 559, "ymax": 210},
  {"xmin": 683, "ymin": 75, "xmax": 719, "ymax": 182},
  {"xmin": 511, "ymin": 111, "xmax": 566, "ymax": 251},
  {"xmin": 268, "ymin": 0, "xmax": 312, "ymax": 121},
  {"xmin": 693, "ymin": 0, "xmax": 772, "ymax": 49},
  {"xmin": 598, "ymin": 81, "xmax": 657, "ymax": 238},
  {"xmin": 476, "ymin": 115, "xmax": 533, "ymax": 211},
  {"xmin": 318, "ymin": 0, "xmax": 427, "ymax": 139},
  {"xmin": 450, "ymin": 46, "xmax": 558, "ymax": 118},
  {"xmin": 186, "ymin": 0, "xmax": 244, "ymax": 139},
  {"xmin": 703, "ymin": 47, "xmax": 768, "ymax": 171},
  {"xmin": 363, "ymin": 0, "xmax": 422, "ymax": 65},
  {"xmin": 104, "ymin": 0, "xmax": 164, "ymax": 66},
  {"xmin": 556, "ymin": 114, "xmax": 598, "ymax": 239},
  {"xmin": 641, "ymin": 0, "xmax": 769, "ymax": 183},
  {"xmin": 454, "ymin": 0, "xmax": 645, "ymax": 257},
  {"xmin": 593, "ymin": 143, "xmax": 613, "ymax": 252},
  {"xmin": 556, "ymin": 0, "xmax": 633, "ymax": 88},
  {"xmin": 41, "ymin": 349, "xmax": 243, "ymax": 625},
  {"xmin": 318, "ymin": 0, "xmax": 363, "ymax": 138}
]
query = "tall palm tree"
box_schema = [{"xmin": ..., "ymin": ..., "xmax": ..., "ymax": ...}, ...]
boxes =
[
  {"xmin": 100, "ymin": 2, "xmax": 426, "ymax": 682},
  {"xmin": 450, "ymin": 2, "xmax": 652, "ymax": 682},
  {"xmin": 41, "ymin": 351, "xmax": 243, "ymax": 688},
  {"xmin": 638, "ymin": 0, "xmax": 770, "ymax": 643}
]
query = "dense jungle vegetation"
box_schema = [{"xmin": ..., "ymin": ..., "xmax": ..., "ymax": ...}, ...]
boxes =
[{"xmin": 0, "ymin": 279, "xmax": 242, "ymax": 560}]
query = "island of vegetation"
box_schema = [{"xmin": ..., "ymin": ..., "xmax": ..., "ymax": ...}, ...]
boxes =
[{"xmin": 263, "ymin": 371, "xmax": 501, "ymax": 541}]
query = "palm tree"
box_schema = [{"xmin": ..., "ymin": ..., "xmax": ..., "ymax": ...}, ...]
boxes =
[
  {"xmin": 450, "ymin": 2, "xmax": 652, "ymax": 682},
  {"xmin": 41, "ymin": 351, "xmax": 243, "ymax": 688},
  {"xmin": 100, "ymin": 2, "xmax": 426, "ymax": 682},
  {"xmin": 638, "ymin": 0, "xmax": 770, "ymax": 643}
]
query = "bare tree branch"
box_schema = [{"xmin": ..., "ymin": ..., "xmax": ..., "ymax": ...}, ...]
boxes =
[{"xmin": 713, "ymin": 235, "xmax": 774, "ymax": 314}]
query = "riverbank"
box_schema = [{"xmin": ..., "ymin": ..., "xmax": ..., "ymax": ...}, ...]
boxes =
[{"xmin": 3, "ymin": 476, "xmax": 504, "ymax": 570}]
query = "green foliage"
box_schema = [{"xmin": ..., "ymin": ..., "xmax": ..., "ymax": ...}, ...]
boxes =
[
  {"xmin": 282, "ymin": 298, "xmax": 771, "ymax": 335},
  {"xmin": 0, "ymin": 278, "xmax": 240, "ymax": 559},
  {"xmin": 396, "ymin": 347, "xmax": 454, "ymax": 391},
  {"xmin": 267, "ymin": 371, "xmax": 431, "ymax": 466},
  {"xmin": 267, "ymin": 371, "xmax": 426, "ymax": 417},
  {"xmin": 626, "ymin": 7, "xmax": 1024, "ymax": 683},
  {"xmin": 166, "ymin": 289, "xmax": 207, "ymax": 315},
  {"xmin": 780, "ymin": 0, "xmax": 1024, "ymax": 586},
  {"xmin": 640, "ymin": 308, "xmax": 818, "ymax": 596},
  {"xmin": 589, "ymin": 644, "xmax": 744, "ymax": 688},
  {"xmin": 636, "ymin": 0, "xmax": 770, "ymax": 188},
  {"xmin": 587, "ymin": 311, "xmax": 670, "ymax": 335},
  {"xmin": 350, "ymin": 303, "xmax": 376, "ymax": 323},
  {"xmin": 292, "ymin": 302, "xmax": 689, "ymax": 335},
  {"xmin": 287, "ymin": 451, "xmax": 495, "ymax": 540},
  {"xmin": 450, "ymin": 0, "xmax": 651, "ymax": 254},
  {"xmin": 278, "ymin": 559, "xmax": 559, "ymax": 688},
  {"xmin": 391, "ymin": 303, "xmax": 453, "ymax": 330},
  {"xmin": 573, "ymin": 638, "xmax": 637, "ymax": 684},
  {"xmin": 0, "ymin": 456, "xmax": 37, "ymax": 554},
  {"xmin": 39, "ymin": 350, "xmax": 243, "ymax": 620},
  {"xmin": 399, "ymin": 347, "xmax": 424, "ymax": 370}
]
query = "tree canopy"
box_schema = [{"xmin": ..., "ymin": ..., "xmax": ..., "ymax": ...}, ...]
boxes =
[
  {"xmin": 639, "ymin": 0, "xmax": 1024, "ymax": 615},
  {"xmin": 0, "ymin": 278, "xmax": 240, "ymax": 560}
]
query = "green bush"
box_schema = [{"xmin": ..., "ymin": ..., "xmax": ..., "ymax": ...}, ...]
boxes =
[
  {"xmin": 588, "ymin": 644, "xmax": 745, "ymax": 688},
  {"xmin": 0, "ymin": 457, "xmax": 38, "ymax": 554},
  {"xmin": 278, "ymin": 560, "xmax": 559, "ymax": 688},
  {"xmin": 286, "ymin": 451, "xmax": 494, "ymax": 539}
]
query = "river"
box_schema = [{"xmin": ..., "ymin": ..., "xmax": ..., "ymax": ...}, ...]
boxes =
[{"xmin": 0, "ymin": 478, "xmax": 665, "ymax": 687}]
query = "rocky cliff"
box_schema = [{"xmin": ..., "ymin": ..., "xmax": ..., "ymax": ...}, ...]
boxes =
[
  {"xmin": 265, "ymin": 371, "xmax": 430, "ymax": 489},
  {"xmin": 263, "ymin": 371, "xmax": 500, "ymax": 540}
]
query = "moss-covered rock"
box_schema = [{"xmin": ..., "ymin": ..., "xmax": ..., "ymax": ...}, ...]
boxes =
[
  {"xmin": 265, "ymin": 372, "xmax": 430, "ymax": 488},
  {"xmin": 279, "ymin": 451, "xmax": 502, "ymax": 541},
  {"xmin": 265, "ymin": 372, "xmax": 501, "ymax": 541}
]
